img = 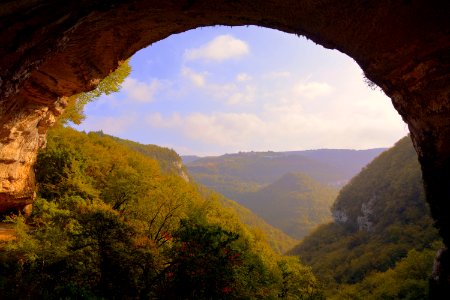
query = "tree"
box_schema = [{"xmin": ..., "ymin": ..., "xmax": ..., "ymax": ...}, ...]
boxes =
[
  {"xmin": 58, "ymin": 60, "xmax": 131, "ymax": 125},
  {"xmin": 163, "ymin": 218, "xmax": 243, "ymax": 299}
]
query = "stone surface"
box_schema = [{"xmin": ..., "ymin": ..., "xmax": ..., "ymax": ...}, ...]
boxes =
[
  {"xmin": 0, "ymin": 0, "xmax": 449, "ymax": 290},
  {"xmin": 0, "ymin": 97, "xmax": 65, "ymax": 211}
]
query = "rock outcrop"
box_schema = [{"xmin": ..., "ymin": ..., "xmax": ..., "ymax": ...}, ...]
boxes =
[
  {"xmin": 0, "ymin": 98, "xmax": 66, "ymax": 212},
  {"xmin": 0, "ymin": 0, "xmax": 449, "ymax": 291}
]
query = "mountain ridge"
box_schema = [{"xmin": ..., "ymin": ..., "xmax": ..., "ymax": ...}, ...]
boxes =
[
  {"xmin": 183, "ymin": 148, "xmax": 386, "ymax": 187},
  {"xmin": 289, "ymin": 136, "xmax": 441, "ymax": 295},
  {"xmin": 184, "ymin": 148, "xmax": 385, "ymax": 240}
]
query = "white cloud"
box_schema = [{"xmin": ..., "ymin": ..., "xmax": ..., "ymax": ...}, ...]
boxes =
[
  {"xmin": 147, "ymin": 112, "xmax": 265, "ymax": 147},
  {"xmin": 180, "ymin": 68, "xmax": 255, "ymax": 105},
  {"xmin": 122, "ymin": 77, "xmax": 160, "ymax": 103},
  {"xmin": 144, "ymin": 64, "xmax": 408, "ymax": 152},
  {"xmin": 184, "ymin": 35, "xmax": 249, "ymax": 62},
  {"xmin": 292, "ymin": 81, "xmax": 332, "ymax": 99},
  {"xmin": 77, "ymin": 27, "xmax": 409, "ymax": 155},
  {"xmin": 181, "ymin": 67, "xmax": 206, "ymax": 87},
  {"xmin": 227, "ymin": 85, "xmax": 256, "ymax": 105},
  {"xmin": 236, "ymin": 73, "xmax": 252, "ymax": 82},
  {"xmin": 262, "ymin": 71, "xmax": 291, "ymax": 79}
]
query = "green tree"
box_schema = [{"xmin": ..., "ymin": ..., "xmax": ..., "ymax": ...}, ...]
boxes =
[
  {"xmin": 2, "ymin": 126, "xmax": 323, "ymax": 299},
  {"xmin": 163, "ymin": 218, "xmax": 243, "ymax": 299},
  {"xmin": 59, "ymin": 60, "xmax": 131, "ymax": 125}
]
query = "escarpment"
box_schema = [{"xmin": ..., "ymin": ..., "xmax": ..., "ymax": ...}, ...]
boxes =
[{"xmin": 0, "ymin": 0, "xmax": 449, "ymax": 292}]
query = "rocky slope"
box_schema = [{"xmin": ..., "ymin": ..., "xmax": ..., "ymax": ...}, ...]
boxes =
[{"xmin": 290, "ymin": 136, "xmax": 440, "ymax": 287}]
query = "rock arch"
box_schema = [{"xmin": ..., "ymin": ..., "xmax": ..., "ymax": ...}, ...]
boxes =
[{"xmin": 1, "ymin": 0, "xmax": 449, "ymax": 292}]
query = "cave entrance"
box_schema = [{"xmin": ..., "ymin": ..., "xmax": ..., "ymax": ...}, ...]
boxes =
[
  {"xmin": 1, "ymin": 0, "xmax": 449, "ymax": 293},
  {"xmin": 62, "ymin": 25, "xmax": 426, "ymax": 292}
]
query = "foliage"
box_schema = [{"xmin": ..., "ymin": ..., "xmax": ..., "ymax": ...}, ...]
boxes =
[
  {"xmin": 90, "ymin": 132, "xmax": 297, "ymax": 253},
  {"xmin": 163, "ymin": 218, "xmax": 243, "ymax": 299},
  {"xmin": 58, "ymin": 60, "xmax": 131, "ymax": 125},
  {"xmin": 331, "ymin": 244, "xmax": 440, "ymax": 300},
  {"xmin": 96, "ymin": 130, "xmax": 185, "ymax": 176},
  {"xmin": 197, "ymin": 186, "xmax": 299, "ymax": 254},
  {"xmin": 290, "ymin": 136, "xmax": 441, "ymax": 297},
  {"xmin": 0, "ymin": 126, "xmax": 322, "ymax": 299}
]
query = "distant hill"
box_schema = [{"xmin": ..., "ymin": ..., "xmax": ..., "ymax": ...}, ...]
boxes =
[
  {"xmin": 289, "ymin": 136, "xmax": 441, "ymax": 292},
  {"xmin": 239, "ymin": 173, "xmax": 338, "ymax": 239},
  {"xmin": 181, "ymin": 155, "xmax": 200, "ymax": 164},
  {"xmin": 185, "ymin": 148, "xmax": 384, "ymax": 239},
  {"xmin": 197, "ymin": 187, "xmax": 299, "ymax": 254},
  {"xmin": 297, "ymin": 148, "xmax": 386, "ymax": 184},
  {"xmin": 185, "ymin": 148, "xmax": 385, "ymax": 188}
]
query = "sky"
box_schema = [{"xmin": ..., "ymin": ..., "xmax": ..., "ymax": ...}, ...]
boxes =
[{"xmin": 75, "ymin": 26, "xmax": 409, "ymax": 156}]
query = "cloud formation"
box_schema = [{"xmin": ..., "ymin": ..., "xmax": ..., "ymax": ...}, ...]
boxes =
[
  {"xmin": 236, "ymin": 73, "xmax": 252, "ymax": 82},
  {"xmin": 292, "ymin": 81, "xmax": 332, "ymax": 99},
  {"xmin": 77, "ymin": 26, "xmax": 408, "ymax": 155},
  {"xmin": 184, "ymin": 35, "xmax": 249, "ymax": 62},
  {"xmin": 181, "ymin": 67, "xmax": 206, "ymax": 87},
  {"xmin": 122, "ymin": 77, "xmax": 160, "ymax": 103},
  {"xmin": 144, "ymin": 64, "xmax": 407, "ymax": 153}
]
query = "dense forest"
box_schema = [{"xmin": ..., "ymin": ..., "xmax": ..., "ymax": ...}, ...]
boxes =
[
  {"xmin": 290, "ymin": 136, "xmax": 441, "ymax": 298},
  {"xmin": 0, "ymin": 128, "xmax": 441, "ymax": 299},
  {"xmin": 82, "ymin": 131, "xmax": 300, "ymax": 254},
  {"xmin": 0, "ymin": 127, "xmax": 322, "ymax": 299}
]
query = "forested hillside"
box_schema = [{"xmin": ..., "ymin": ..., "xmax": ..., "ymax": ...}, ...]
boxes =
[
  {"xmin": 0, "ymin": 127, "xmax": 321, "ymax": 299},
  {"xmin": 185, "ymin": 149, "xmax": 383, "ymax": 240},
  {"xmin": 239, "ymin": 173, "xmax": 338, "ymax": 239},
  {"xmin": 99, "ymin": 131, "xmax": 189, "ymax": 179},
  {"xmin": 290, "ymin": 136, "xmax": 441, "ymax": 298},
  {"xmin": 202, "ymin": 189, "xmax": 299, "ymax": 254},
  {"xmin": 92, "ymin": 132, "xmax": 299, "ymax": 254}
]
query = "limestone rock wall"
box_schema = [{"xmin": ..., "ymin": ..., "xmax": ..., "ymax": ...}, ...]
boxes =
[{"xmin": 0, "ymin": 98, "xmax": 65, "ymax": 211}]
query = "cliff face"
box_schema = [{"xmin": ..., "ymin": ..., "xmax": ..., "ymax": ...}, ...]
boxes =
[
  {"xmin": 0, "ymin": 98, "xmax": 66, "ymax": 212},
  {"xmin": 331, "ymin": 137, "xmax": 426, "ymax": 233},
  {"xmin": 290, "ymin": 137, "xmax": 441, "ymax": 291},
  {"xmin": 0, "ymin": 0, "xmax": 449, "ymax": 288}
]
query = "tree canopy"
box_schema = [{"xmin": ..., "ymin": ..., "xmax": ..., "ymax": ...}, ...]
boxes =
[
  {"xmin": 0, "ymin": 127, "xmax": 323, "ymax": 299},
  {"xmin": 58, "ymin": 60, "xmax": 131, "ymax": 125}
]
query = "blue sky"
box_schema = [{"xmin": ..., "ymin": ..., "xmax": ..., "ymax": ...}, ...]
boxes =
[{"xmin": 76, "ymin": 26, "xmax": 408, "ymax": 156}]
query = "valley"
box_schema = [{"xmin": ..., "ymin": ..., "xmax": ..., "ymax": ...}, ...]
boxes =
[
  {"xmin": 0, "ymin": 129, "xmax": 440, "ymax": 299},
  {"xmin": 184, "ymin": 148, "xmax": 384, "ymax": 239}
]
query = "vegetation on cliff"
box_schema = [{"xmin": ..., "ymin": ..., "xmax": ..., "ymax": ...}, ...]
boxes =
[{"xmin": 290, "ymin": 136, "xmax": 441, "ymax": 297}]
